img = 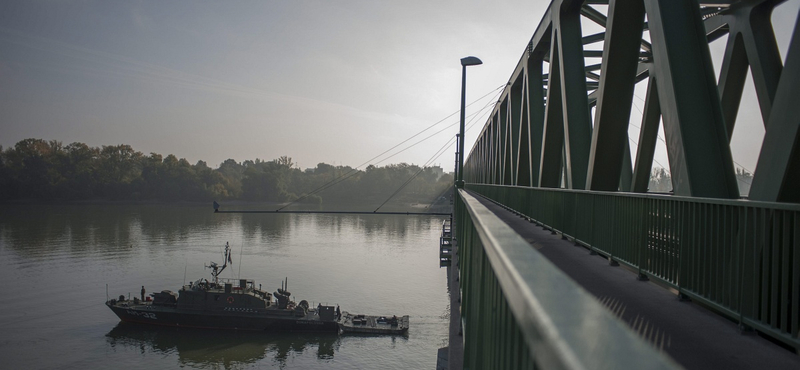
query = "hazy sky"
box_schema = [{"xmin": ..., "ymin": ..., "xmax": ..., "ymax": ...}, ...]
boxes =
[{"xmin": 1, "ymin": 1, "xmax": 797, "ymax": 174}]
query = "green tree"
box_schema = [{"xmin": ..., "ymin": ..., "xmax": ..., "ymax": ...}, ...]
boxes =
[
  {"xmin": 97, "ymin": 144, "xmax": 143, "ymax": 199},
  {"xmin": 649, "ymin": 167, "xmax": 672, "ymax": 193},
  {"xmin": 61, "ymin": 142, "xmax": 99, "ymax": 199},
  {"xmin": 0, "ymin": 139, "xmax": 454, "ymax": 206}
]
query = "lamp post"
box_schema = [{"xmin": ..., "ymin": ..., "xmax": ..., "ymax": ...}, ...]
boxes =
[
  {"xmin": 454, "ymin": 133, "xmax": 460, "ymax": 183},
  {"xmin": 456, "ymin": 56, "xmax": 482, "ymax": 188}
]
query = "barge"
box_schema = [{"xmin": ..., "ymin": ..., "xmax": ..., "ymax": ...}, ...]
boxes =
[{"xmin": 339, "ymin": 312, "xmax": 410, "ymax": 335}]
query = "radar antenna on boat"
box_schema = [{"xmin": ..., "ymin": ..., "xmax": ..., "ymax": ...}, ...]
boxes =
[{"xmin": 205, "ymin": 242, "xmax": 232, "ymax": 285}]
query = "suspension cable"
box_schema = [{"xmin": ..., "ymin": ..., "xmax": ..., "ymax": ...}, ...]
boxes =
[
  {"xmin": 373, "ymin": 101, "xmax": 497, "ymax": 212},
  {"xmin": 374, "ymin": 135, "xmax": 457, "ymax": 212},
  {"xmin": 277, "ymin": 84, "xmax": 505, "ymax": 211}
]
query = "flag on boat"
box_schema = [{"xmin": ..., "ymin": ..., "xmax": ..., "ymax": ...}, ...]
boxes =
[{"xmin": 224, "ymin": 241, "xmax": 232, "ymax": 265}]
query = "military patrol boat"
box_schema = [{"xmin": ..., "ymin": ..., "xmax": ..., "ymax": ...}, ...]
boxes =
[
  {"xmin": 106, "ymin": 243, "xmax": 341, "ymax": 332},
  {"xmin": 106, "ymin": 243, "xmax": 409, "ymax": 335}
]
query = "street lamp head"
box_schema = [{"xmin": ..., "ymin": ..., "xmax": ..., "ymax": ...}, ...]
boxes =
[{"xmin": 460, "ymin": 56, "xmax": 483, "ymax": 66}]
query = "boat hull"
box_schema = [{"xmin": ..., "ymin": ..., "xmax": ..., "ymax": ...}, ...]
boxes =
[{"xmin": 107, "ymin": 302, "xmax": 339, "ymax": 332}]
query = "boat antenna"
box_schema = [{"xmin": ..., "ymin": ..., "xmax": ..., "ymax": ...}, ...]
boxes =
[
  {"xmin": 206, "ymin": 242, "xmax": 232, "ymax": 285},
  {"xmin": 237, "ymin": 241, "xmax": 243, "ymax": 280}
]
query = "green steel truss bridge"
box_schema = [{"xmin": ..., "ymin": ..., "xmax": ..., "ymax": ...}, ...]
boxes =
[{"xmin": 452, "ymin": 0, "xmax": 800, "ymax": 368}]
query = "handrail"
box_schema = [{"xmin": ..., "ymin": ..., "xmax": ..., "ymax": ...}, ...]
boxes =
[
  {"xmin": 456, "ymin": 189, "xmax": 680, "ymax": 369},
  {"xmin": 467, "ymin": 183, "xmax": 800, "ymax": 350}
]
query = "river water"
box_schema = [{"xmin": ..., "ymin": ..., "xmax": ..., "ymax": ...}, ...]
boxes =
[{"xmin": 0, "ymin": 204, "xmax": 450, "ymax": 369}]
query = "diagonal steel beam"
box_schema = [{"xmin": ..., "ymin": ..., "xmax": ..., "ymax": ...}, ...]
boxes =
[
  {"xmin": 738, "ymin": 0, "xmax": 783, "ymax": 126},
  {"xmin": 495, "ymin": 112, "xmax": 502, "ymax": 184},
  {"xmin": 510, "ymin": 79, "xmax": 523, "ymax": 185},
  {"xmin": 540, "ymin": 32, "xmax": 566, "ymax": 188},
  {"xmin": 620, "ymin": 142, "xmax": 633, "ymax": 191},
  {"xmin": 587, "ymin": 0, "xmax": 647, "ymax": 191},
  {"xmin": 517, "ymin": 72, "xmax": 533, "ymax": 187},
  {"xmin": 583, "ymin": 32, "xmax": 606, "ymax": 45},
  {"xmin": 527, "ymin": 55, "xmax": 547, "ymax": 186},
  {"xmin": 582, "ymin": 4, "xmax": 653, "ymax": 53},
  {"xmin": 643, "ymin": 0, "xmax": 738, "ymax": 198},
  {"xmin": 718, "ymin": 32, "xmax": 749, "ymax": 136},
  {"xmin": 716, "ymin": 0, "xmax": 785, "ymax": 137},
  {"xmin": 501, "ymin": 99, "xmax": 513, "ymax": 185},
  {"xmin": 556, "ymin": 4, "xmax": 593, "ymax": 189},
  {"xmin": 749, "ymin": 9, "xmax": 800, "ymax": 202},
  {"xmin": 631, "ymin": 75, "xmax": 662, "ymax": 193}
]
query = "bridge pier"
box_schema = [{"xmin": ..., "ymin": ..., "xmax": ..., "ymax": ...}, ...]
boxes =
[{"xmin": 436, "ymin": 236, "xmax": 465, "ymax": 370}]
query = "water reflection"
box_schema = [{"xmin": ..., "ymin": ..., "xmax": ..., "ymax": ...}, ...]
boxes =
[
  {"xmin": 0, "ymin": 204, "xmax": 444, "ymax": 268},
  {"xmin": 0, "ymin": 205, "xmax": 274, "ymax": 256},
  {"xmin": 0, "ymin": 205, "xmax": 441, "ymax": 251},
  {"xmin": 0, "ymin": 204, "xmax": 447, "ymax": 369},
  {"xmin": 304, "ymin": 214, "xmax": 438, "ymax": 240},
  {"xmin": 239, "ymin": 213, "xmax": 294, "ymax": 242},
  {"xmin": 106, "ymin": 322, "xmax": 339, "ymax": 369},
  {"xmin": 0, "ymin": 204, "xmax": 138, "ymax": 258}
]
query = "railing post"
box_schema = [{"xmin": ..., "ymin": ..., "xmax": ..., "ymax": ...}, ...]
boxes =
[
  {"xmin": 638, "ymin": 197, "xmax": 649, "ymax": 281},
  {"xmin": 610, "ymin": 195, "xmax": 619, "ymax": 266}
]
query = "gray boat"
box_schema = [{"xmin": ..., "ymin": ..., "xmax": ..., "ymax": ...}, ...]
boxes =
[
  {"xmin": 107, "ymin": 242, "xmax": 339, "ymax": 332},
  {"xmin": 106, "ymin": 242, "xmax": 408, "ymax": 335},
  {"xmin": 339, "ymin": 312, "xmax": 410, "ymax": 335}
]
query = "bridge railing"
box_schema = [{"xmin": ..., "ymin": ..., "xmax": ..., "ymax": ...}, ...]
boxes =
[
  {"xmin": 467, "ymin": 184, "xmax": 800, "ymax": 351},
  {"xmin": 455, "ymin": 189, "xmax": 679, "ymax": 369}
]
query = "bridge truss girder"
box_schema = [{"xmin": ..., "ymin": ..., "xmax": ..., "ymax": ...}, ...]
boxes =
[{"xmin": 463, "ymin": 0, "xmax": 800, "ymax": 203}]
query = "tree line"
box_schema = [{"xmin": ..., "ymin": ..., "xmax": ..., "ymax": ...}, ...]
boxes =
[
  {"xmin": 649, "ymin": 166, "xmax": 753, "ymax": 195},
  {"xmin": 0, "ymin": 139, "xmax": 454, "ymax": 207}
]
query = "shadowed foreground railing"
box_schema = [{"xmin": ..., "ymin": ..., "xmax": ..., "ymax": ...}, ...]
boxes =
[
  {"xmin": 467, "ymin": 184, "xmax": 800, "ymax": 351},
  {"xmin": 455, "ymin": 189, "xmax": 679, "ymax": 369}
]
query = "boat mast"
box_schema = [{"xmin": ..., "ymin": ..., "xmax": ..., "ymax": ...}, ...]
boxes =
[{"xmin": 207, "ymin": 242, "xmax": 232, "ymax": 285}]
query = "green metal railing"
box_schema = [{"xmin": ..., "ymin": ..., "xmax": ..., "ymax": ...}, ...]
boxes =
[
  {"xmin": 455, "ymin": 189, "xmax": 679, "ymax": 369},
  {"xmin": 467, "ymin": 184, "xmax": 800, "ymax": 350}
]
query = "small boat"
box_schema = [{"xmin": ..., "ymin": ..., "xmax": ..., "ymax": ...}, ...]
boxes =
[
  {"xmin": 338, "ymin": 312, "xmax": 410, "ymax": 335},
  {"xmin": 106, "ymin": 242, "xmax": 408, "ymax": 335}
]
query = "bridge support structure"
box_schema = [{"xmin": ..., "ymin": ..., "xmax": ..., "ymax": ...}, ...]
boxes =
[
  {"xmin": 463, "ymin": 0, "xmax": 800, "ymax": 201},
  {"xmin": 455, "ymin": 0, "xmax": 800, "ymax": 367}
]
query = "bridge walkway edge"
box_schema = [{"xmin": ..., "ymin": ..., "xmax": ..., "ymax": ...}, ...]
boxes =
[{"xmin": 470, "ymin": 192, "xmax": 800, "ymax": 370}]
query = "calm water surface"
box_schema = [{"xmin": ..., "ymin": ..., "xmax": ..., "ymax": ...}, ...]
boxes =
[{"xmin": 0, "ymin": 204, "xmax": 450, "ymax": 369}]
